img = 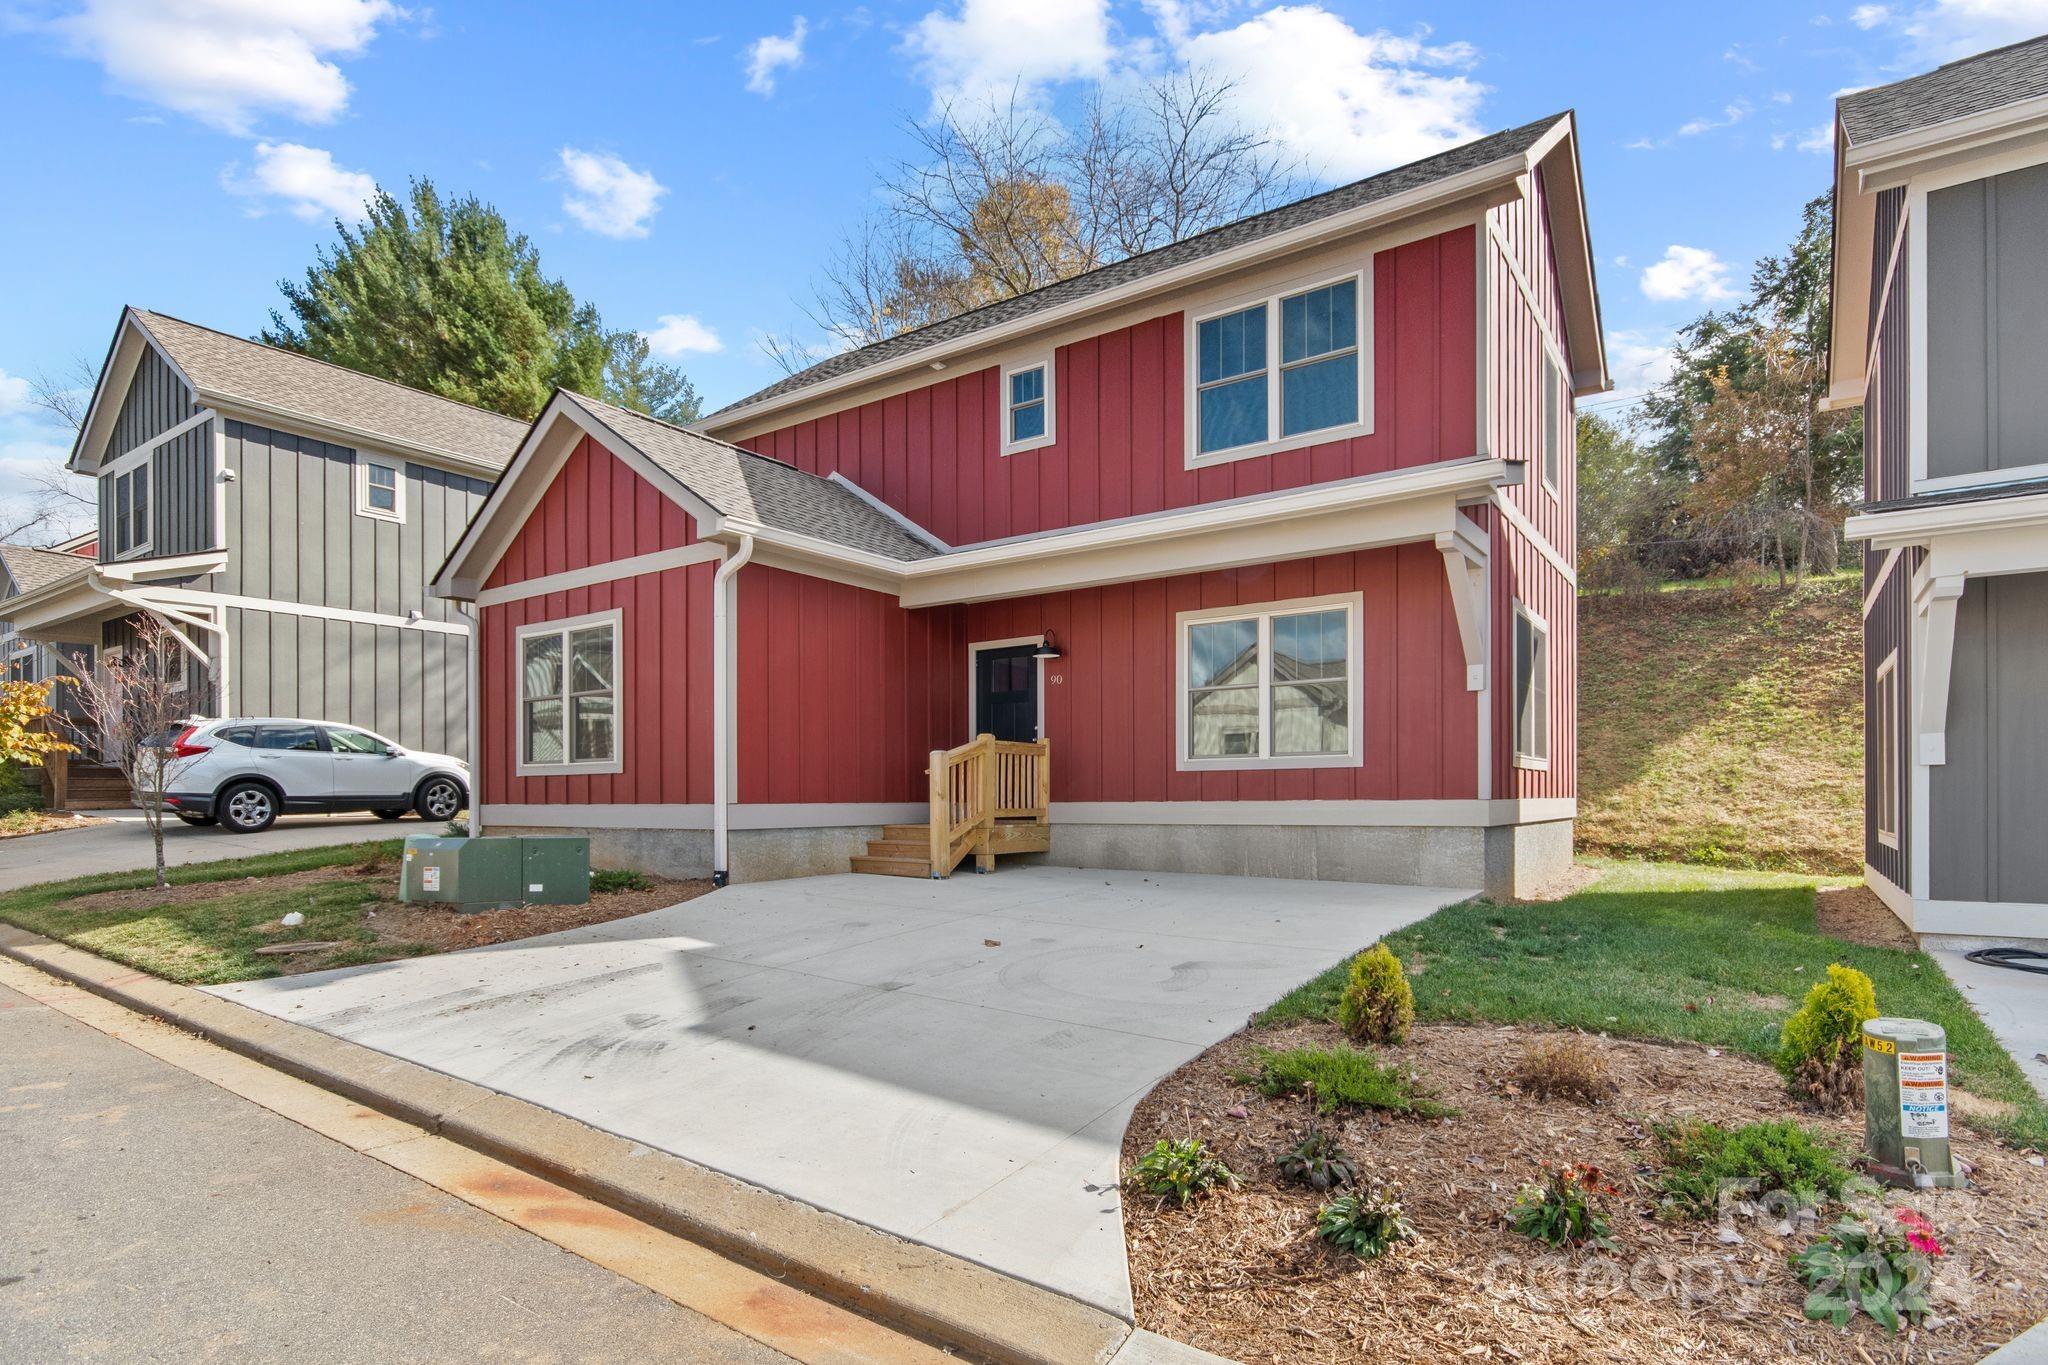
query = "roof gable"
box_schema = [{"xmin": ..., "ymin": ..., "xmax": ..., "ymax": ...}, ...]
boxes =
[
  {"xmin": 1841, "ymin": 34, "xmax": 2048, "ymax": 147},
  {"xmin": 0, "ymin": 543, "xmax": 92, "ymax": 599}
]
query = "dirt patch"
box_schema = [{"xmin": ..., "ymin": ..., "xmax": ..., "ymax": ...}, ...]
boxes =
[
  {"xmin": 1816, "ymin": 884, "xmax": 1919, "ymax": 951},
  {"xmin": 1124, "ymin": 1021, "xmax": 2048, "ymax": 1364},
  {"xmin": 64, "ymin": 862, "xmax": 373, "ymax": 913},
  {"xmin": 337, "ymin": 879, "xmax": 711, "ymax": 964}
]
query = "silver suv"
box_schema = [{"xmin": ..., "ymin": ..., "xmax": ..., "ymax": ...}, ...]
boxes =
[{"xmin": 155, "ymin": 718, "xmax": 469, "ymax": 834}]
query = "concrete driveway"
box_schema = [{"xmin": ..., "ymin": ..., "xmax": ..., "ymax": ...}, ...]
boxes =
[
  {"xmin": 0, "ymin": 809, "xmax": 424, "ymax": 892},
  {"xmin": 207, "ymin": 867, "xmax": 1467, "ymax": 1316}
]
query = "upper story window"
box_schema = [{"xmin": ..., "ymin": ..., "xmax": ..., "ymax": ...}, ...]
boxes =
[
  {"xmin": 1874, "ymin": 650, "xmax": 1899, "ymax": 849},
  {"xmin": 1003, "ymin": 358, "xmax": 1055, "ymax": 454},
  {"xmin": 517, "ymin": 609, "xmax": 622, "ymax": 776},
  {"xmin": 1176, "ymin": 592, "xmax": 1364, "ymax": 771},
  {"xmin": 1542, "ymin": 353, "xmax": 1563, "ymax": 494},
  {"xmin": 1513, "ymin": 602, "xmax": 1551, "ymax": 770},
  {"xmin": 112, "ymin": 465, "xmax": 150, "ymax": 557},
  {"xmin": 1193, "ymin": 272, "xmax": 1368, "ymax": 465},
  {"xmin": 355, "ymin": 455, "xmax": 404, "ymax": 522}
]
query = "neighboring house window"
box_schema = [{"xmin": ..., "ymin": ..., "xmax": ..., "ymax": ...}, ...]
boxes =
[
  {"xmin": 517, "ymin": 609, "xmax": 623, "ymax": 774},
  {"xmin": 1194, "ymin": 273, "xmax": 1366, "ymax": 461},
  {"xmin": 1513, "ymin": 603, "xmax": 1551, "ymax": 769},
  {"xmin": 1176, "ymin": 593, "xmax": 1364, "ymax": 770},
  {"xmin": 356, "ymin": 455, "xmax": 404, "ymax": 521},
  {"xmin": 1875, "ymin": 650, "xmax": 1899, "ymax": 849},
  {"xmin": 112, "ymin": 465, "xmax": 150, "ymax": 556},
  {"xmin": 1003, "ymin": 359, "xmax": 1055, "ymax": 454},
  {"xmin": 1542, "ymin": 353, "xmax": 1562, "ymax": 493}
]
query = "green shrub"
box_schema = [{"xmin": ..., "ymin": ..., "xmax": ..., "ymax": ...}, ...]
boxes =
[
  {"xmin": 1650, "ymin": 1118, "xmax": 1852, "ymax": 1221},
  {"xmin": 1509, "ymin": 1161, "xmax": 1618, "ymax": 1250},
  {"xmin": 1315, "ymin": 1185, "xmax": 1416, "ymax": 1260},
  {"xmin": 591, "ymin": 868, "xmax": 652, "ymax": 894},
  {"xmin": 1234, "ymin": 1044, "xmax": 1451, "ymax": 1118},
  {"xmin": 1779, "ymin": 963, "xmax": 1878, "ymax": 1109},
  {"xmin": 1337, "ymin": 942, "xmax": 1414, "ymax": 1044},
  {"xmin": 0, "ymin": 761, "xmax": 44, "ymax": 815},
  {"xmin": 1275, "ymin": 1128, "xmax": 1357, "ymax": 1191},
  {"xmin": 1124, "ymin": 1138, "xmax": 1241, "ymax": 1208}
]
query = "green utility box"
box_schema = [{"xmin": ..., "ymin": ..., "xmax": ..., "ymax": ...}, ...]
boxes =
[
  {"xmin": 1862, "ymin": 1017, "xmax": 1964, "ymax": 1189},
  {"xmin": 400, "ymin": 835, "xmax": 590, "ymax": 912}
]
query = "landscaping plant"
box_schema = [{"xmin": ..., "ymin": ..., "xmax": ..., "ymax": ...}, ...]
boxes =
[
  {"xmin": 1793, "ymin": 1208, "xmax": 1944, "ymax": 1334},
  {"xmin": 1124, "ymin": 1138, "xmax": 1241, "ymax": 1208},
  {"xmin": 1779, "ymin": 962, "xmax": 1879, "ymax": 1110},
  {"xmin": 1510, "ymin": 1034, "xmax": 1615, "ymax": 1103},
  {"xmin": 1275, "ymin": 1127, "xmax": 1357, "ymax": 1191},
  {"xmin": 1509, "ymin": 1160, "xmax": 1619, "ymax": 1251},
  {"xmin": 1337, "ymin": 942, "xmax": 1414, "ymax": 1044},
  {"xmin": 591, "ymin": 868, "xmax": 651, "ymax": 894},
  {"xmin": 1651, "ymin": 1118, "xmax": 1853, "ymax": 1221},
  {"xmin": 1315, "ymin": 1184, "xmax": 1417, "ymax": 1260},
  {"xmin": 1235, "ymin": 1043, "xmax": 1451, "ymax": 1118}
]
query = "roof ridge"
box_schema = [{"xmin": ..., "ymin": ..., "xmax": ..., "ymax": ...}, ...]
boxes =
[
  {"xmin": 564, "ymin": 388, "xmax": 809, "ymax": 475},
  {"xmin": 1934, "ymin": 31, "xmax": 2048, "ymax": 72},
  {"xmin": 133, "ymin": 308, "xmax": 531, "ymax": 431}
]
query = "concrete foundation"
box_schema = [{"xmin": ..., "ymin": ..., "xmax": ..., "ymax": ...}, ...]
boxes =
[{"xmin": 498, "ymin": 817, "xmax": 1574, "ymax": 900}]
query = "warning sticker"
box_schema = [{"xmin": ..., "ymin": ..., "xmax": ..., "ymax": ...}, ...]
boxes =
[
  {"xmin": 1898, "ymin": 1051, "xmax": 1949, "ymax": 1140},
  {"xmin": 422, "ymin": 866, "xmax": 441, "ymax": 892}
]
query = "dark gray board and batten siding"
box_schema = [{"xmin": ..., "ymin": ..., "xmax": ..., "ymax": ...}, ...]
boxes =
[
  {"xmin": 1864, "ymin": 550, "xmax": 1913, "ymax": 891},
  {"xmin": 94, "ymin": 347, "xmax": 213, "ymax": 559},
  {"xmin": 1926, "ymin": 162, "xmax": 2048, "ymax": 482},
  {"xmin": 1866, "ymin": 187, "xmax": 1910, "ymax": 504}
]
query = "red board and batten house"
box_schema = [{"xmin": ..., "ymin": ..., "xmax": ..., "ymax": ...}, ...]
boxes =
[{"xmin": 432, "ymin": 112, "xmax": 1606, "ymax": 897}]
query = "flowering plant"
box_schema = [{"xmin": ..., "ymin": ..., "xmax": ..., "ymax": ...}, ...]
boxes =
[
  {"xmin": 1792, "ymin": 1208, "xmax": 1943, "ymax": 1334},
  {"xmin": 1509, "ymin": 1160, "xmax": 1620, "ymax": 1251}
]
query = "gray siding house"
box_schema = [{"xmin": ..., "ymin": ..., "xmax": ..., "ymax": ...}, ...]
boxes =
[
  {"xmin": 0, "ymin": 536, "xmax": 98, "ymax": 708},
  {"xmin": 8, "ymin": 308, "xmax": 526, "ymax": 759},
  {"xmin": 1830, "ymin": 35, "xmax": 2048, "ymax": 946}
]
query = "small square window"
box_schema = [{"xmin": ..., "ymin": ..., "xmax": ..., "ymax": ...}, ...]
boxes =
[
  {"xmin": 1003, "ymin": 360, "xmax": 1054, "ymax": 453},
  {"xmin": 356, "ymin": 456, "xmax": 404, "ymax": 521}
]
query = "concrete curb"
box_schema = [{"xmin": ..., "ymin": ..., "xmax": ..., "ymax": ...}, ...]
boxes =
[{"xmin": 0, "ymin": 926, "xmax": 1134, "ymax": 1365}]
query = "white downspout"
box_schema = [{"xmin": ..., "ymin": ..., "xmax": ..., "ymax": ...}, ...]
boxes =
[
  {"xmin": 463, "ymin": 601, "xmax": 483, "ymax": 838},
  {"xmin": 210, "ymin": 413, "xmax": 231, "ymax": 717},
  {"xmin": 711, "ymin": 534, "xmax": 755, "ymax": 887}
]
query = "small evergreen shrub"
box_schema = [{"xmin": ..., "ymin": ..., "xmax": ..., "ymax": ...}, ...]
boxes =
[
  {"xmin": 1234, "ymin": 1044, "xmax": 1451, "ymax": 1118},
  {"xmin": 1315, "ymin": 1184, "xmax": 1417, "ymax": 1260},
  {"xmin": 591, "ymin": 868, "xmax": 652, "ymax": 894},
  {"xmin": 1651, "ymin": 1118, "xmax": 1853, "ymax": 1221},
  {"xmin": 1509, "ymin": 1160, "xmax": 1619, "ymax": 1251},
  {"xmin": 1779, "ymin": 963, "xmax": 1878, "ymax": 1110},
  {"xmin": 1124, "ymin": 1138, "xmax": 1241, "ymax": 1208},
  {"xmin": 1510, "ymin": 1035, "xmax": 1615, "ymax": 1104},
  {"xmin": 1275, "ymin": 1128, "xmax": 1357, "ymax": 1191},
  {"xmin": 1337, "ymin": 942, "xmax": 1415, "ymax": 1044}
]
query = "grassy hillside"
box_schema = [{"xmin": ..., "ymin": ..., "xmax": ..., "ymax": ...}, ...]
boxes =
[{"xmin": 1578, "ymin": 573, "xmax": 1862, "ymax": 874}]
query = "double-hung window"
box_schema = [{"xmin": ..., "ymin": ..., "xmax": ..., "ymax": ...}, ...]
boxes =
[
  {"xmin": 1513, "ymin": 603, "xmax": 1551, "ymax": 769},
  {"xmin": 517, "ymin": 610, "xmax": 623, "ymax": 774},
  {"xmin": 112, "ymin": 465, "xmax": 150, "ymax": 556},
  {"xmin": 356, "ymin": 455, "xmax": 403, "ymax": 521},
  {"xmin": 1194, "ymin": 273, "xmax": 1366, "ymax": 461},
  {"xmin": 1003, "ymin": 359, "xmax": 1055, "ymax": 453},
  {"xmin": 1874, "ymin": 650, "xmax": 1899, "ymax": 849},
  {"xmin": 1178, "ymin": 594, "xmax": 1363, "ymax": 769}
]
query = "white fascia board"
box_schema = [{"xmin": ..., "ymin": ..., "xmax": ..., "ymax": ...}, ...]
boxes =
[
  {"xmin": 703, "ymin": 152, "xmax": 1538, "ymax": 438},
  {"xmin": 1846, "ymin": 490, "xmax": 2048, "ymax": 547},
  {"xmin": 1846, "ymin": 93, "xmax": 2048, "ymax": 189},
  {"xmin": 71, "ymin": 310, "xmax": 202, "ymax": 475},
  {"xmin": 93, "ymin": 548, "xmax": 229, "ymax": 582}
]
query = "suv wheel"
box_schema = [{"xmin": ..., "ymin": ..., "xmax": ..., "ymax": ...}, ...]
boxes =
[
  {"xmin": 218, "ymin": 782, "xmax": 279, "ymax": 834},
  {"xmin": 415, "ymin": 775, "xmax": 464, "ymax": 823}
]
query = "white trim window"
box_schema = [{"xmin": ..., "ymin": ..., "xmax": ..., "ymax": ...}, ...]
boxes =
[
  {"xmin": 1541, "ymin": 353, "xmax": 1563, "ymax": 495},
  {"xmin": 356, "ymin": 454, "xmax": 404, "ymax": 522},
  {"xmin": 1191, "ymin": 269, "xmax": 1370, "ymax": 466},
  {"xmin": 516, "ymin": 608, "xmax": 623, "ymax": 775},
  {"xmin": 112, "ymin": 465, "xmax": 150, "ymax": 557},
  {"xmin": 1875, "ymin": 649, "xmax": 1900, "ymax": 849},
  {"xmin": 1176, "ymin": 592, "xmax": 1364, "ymax": 770},
  {"xmin": 1003, "ymin": 358, "xmax": 1055, "ymax": 454},
  {"xmin": 1512, "ymin": 602, "xmax": 1550, "ymax": 769}
]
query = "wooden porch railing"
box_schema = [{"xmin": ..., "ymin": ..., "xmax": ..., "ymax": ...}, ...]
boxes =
[{"xmin": 926, "ymin": 734, "xmax": 1050, "ymax": 877}]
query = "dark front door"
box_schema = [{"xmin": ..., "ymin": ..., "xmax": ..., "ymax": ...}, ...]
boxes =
[{"xmin": 974, "ymin": 645, "xmax": 1039, "ymax": 742}]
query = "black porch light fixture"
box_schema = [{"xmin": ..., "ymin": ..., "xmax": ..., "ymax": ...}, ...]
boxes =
[{"xmin": 1033, "ymin": 631, "xmax": 1063, "ymax": 660}]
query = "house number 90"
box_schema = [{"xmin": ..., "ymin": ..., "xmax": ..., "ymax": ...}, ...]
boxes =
[{"xmin": 1047, "ymin": 673, "xmax": 1064, "ymax": 685}]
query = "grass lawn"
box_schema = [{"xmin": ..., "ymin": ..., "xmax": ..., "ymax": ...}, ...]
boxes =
[
  {"xmin": 0, "ymin": 840, "xmax": 414, "ymax": 985},
  {"xmin": 1259, "ymin": 860, "xmax": 2048, "ymax": 1150}
]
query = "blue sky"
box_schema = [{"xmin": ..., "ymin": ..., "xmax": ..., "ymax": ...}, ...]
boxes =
[{"xmin": 2, "ymin": 0, "xmax": 2043, "ymax": 535}]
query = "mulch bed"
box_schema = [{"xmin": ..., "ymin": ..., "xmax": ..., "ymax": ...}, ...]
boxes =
[
  {"xmin": 1123, "ymin": 1021, "xmax": 2048, "ymax": 1363},
  {"xmin": 0, "ymin": 812, "xmax": 94, "ymax": 840}
]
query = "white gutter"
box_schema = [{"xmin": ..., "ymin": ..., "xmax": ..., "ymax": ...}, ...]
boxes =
[{"xmin": 710, "ymin": 533, "xmax": 755, "ymax": 886}]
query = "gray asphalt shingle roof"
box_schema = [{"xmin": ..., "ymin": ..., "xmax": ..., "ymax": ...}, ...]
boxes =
[
  {"xmin": 561, "ymin": 392, "xmax": 941, "ymax": 562},
  {"xmin": 1840, "ymin": 33, "xmax": 2048, "ymax": 145},
  {"xmin": 710, "ymin": 113, "xmax": 1566, "ymax": 422},
  {"xmin": 0, "ymin": 543, "xmax": 91, "ymax": 598},
  {"xmin": 132, "ymin": 311, "xmax": 529, "ymax": 469}
]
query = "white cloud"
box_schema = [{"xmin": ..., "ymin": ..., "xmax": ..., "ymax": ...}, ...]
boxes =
[
  {"xmin": 558, "ymin": 149, "xmax": 668, "ymax": 240},
  {"xmin": 0, "ymin": 370, "xmax": 30, "ymax": 419},
  {"xmin": 1799, "ymin": 122, "xmax": 1835, "ymax": 152},
  {"xmin": 1641, "ymin": 245, "xmax": 1739, "ymax": 304},
  {"xmin": 1852, "ymin": 4, "xmax": 1893, "ymax": 26},
  {"xmin": 1853, "ymin": 0, "xmax": 2048, "ymax": 59},
  {"xmin": 746, "ymin": 16, "xmax": 808, "ymax": 95},
  {"xmin": 51, "ymin": 0, "xmax": 397, "ymax": 135},
  {"xmin": 222, "ymin": 142, "xmax": 376, "ymax": 221},
  {"xmin": 1676, "ymin": 100, "xmax": 1752, "ymax": 137},
  {"xmin": 1602, "ymin": 328, "xmax": 1678, "ymax": 407},
  {"xmin": 643, "ymin": 314, "xmax": 725, "ymax": 357},
  {"xmin": 1172, "ymin": 7, "xmax": 1487, "ymax": 180},
  {"xmin": 907, "ymin": 0, "xmax": 1117, "ymax": 104}
]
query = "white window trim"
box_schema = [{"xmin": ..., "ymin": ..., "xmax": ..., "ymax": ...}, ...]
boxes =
[
  {"xmin": 514, "ymin": 607, "xmax": 625, "ymax": 777},
  {"xmin": 1000, "ymin": 356, "xmax": 1056, "ymax": 456},
  {"xmin": 1541, "ymin": 353, "xmax": 1562, "ymax": 499},
  {"xmin": 1174, "ymin": 591, "xmax": 1365, "ymax": 772},
  {"xmin": 966, "ymin": 635, "xmax": 1047, "ymax": 741},
  {"xmin": 111, "ymin": 464, "xmax": 151, "ymax": 560},
  {"xmin": 355, "ymin": 454, "xmax": 405, "ymax": 523},
  {"xmin": 1875, "ymin": 648, "xmax": 1900, "ymax": 850},
  {"xmin": 1184, "ymin": 264, "xmax": 1374, "ymax": 470},
  {"xmin": 1512, "ymin": 601, "xmax": 1551, "ymax": 771}
]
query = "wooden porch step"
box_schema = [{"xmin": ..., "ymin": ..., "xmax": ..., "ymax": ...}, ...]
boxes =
[
  {"xmin": 864, "ymin": 839, "xmax": 930, "ymax": 859},
  {"xmin": 881, "ymin": 824, "xmax": 931, "ymax": 842},
  {"xmin": 849, "ymin": 854, "xmax": 933, "ymax": 878}
]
